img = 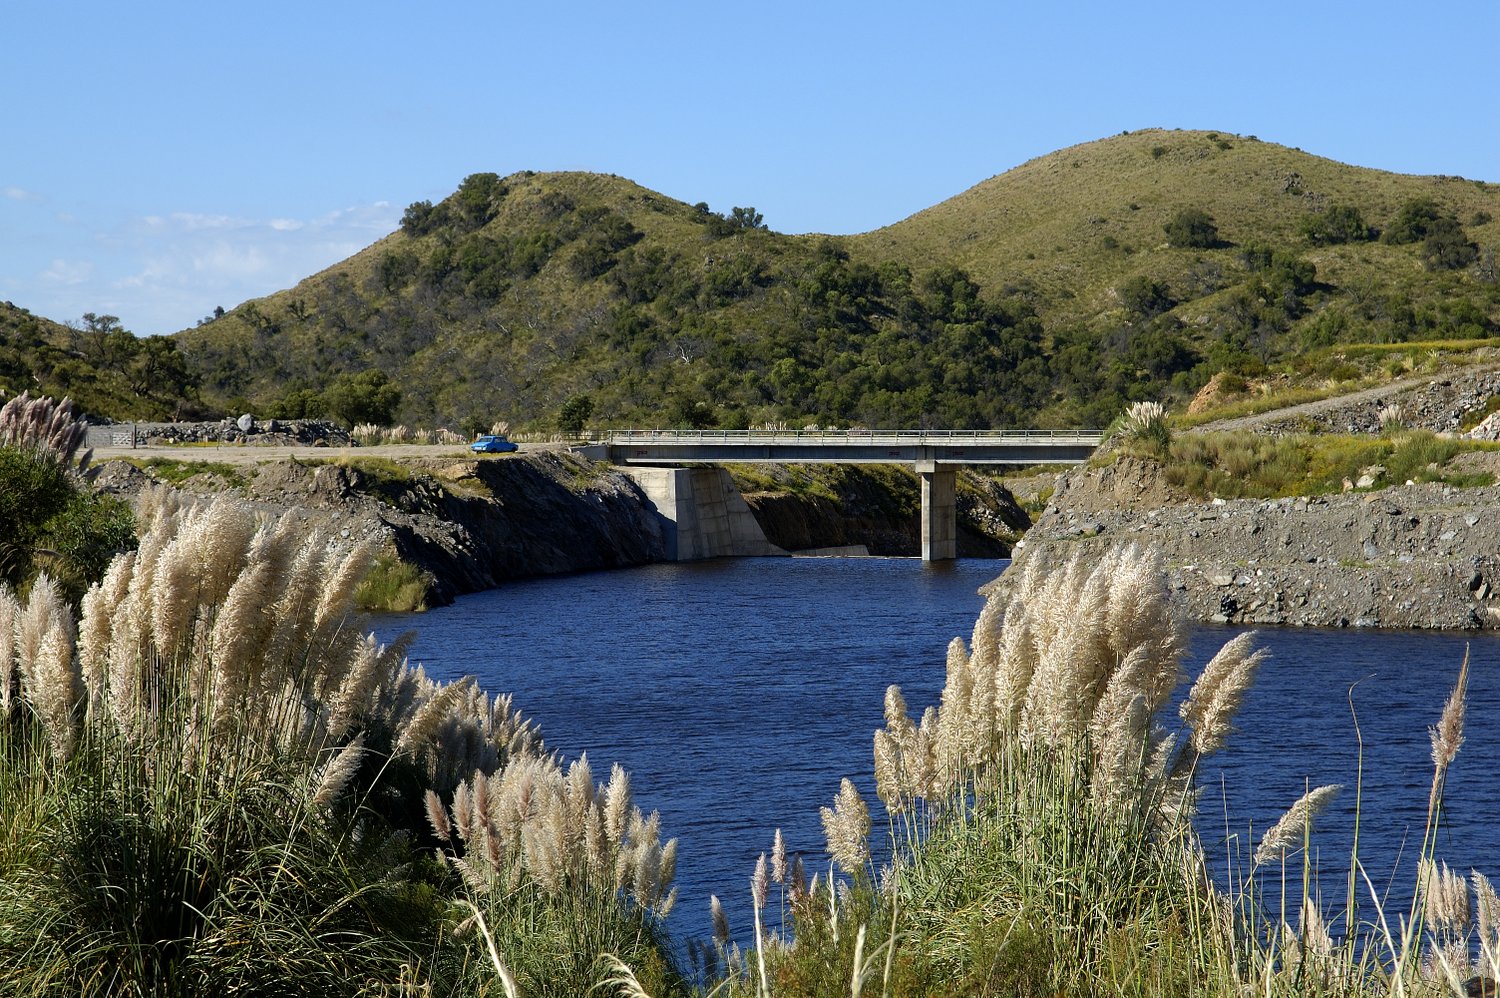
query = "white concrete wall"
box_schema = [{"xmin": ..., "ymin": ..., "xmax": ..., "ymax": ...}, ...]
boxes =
[{"xmin": 620, "ymin": 467, "xmax": 785, "ymax": 561}]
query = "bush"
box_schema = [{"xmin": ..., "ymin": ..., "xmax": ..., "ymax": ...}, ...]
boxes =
[
  {"xmin": 1421, "ymin": 217, "xmax": 1479, "ymax": 271},
  {"xmin": 0, "ymin": 394, "xmax": 135, "ymax": 602},
  {"xmin": 1164, "ymin": 208, "xmax": 1219, "ymax": 248},
  {"xmin": 322, "ymin": 369, "xmax": 402, "ymax": 428},
  {"xmin": 1117, "ymin": 275, "xmax": 1175, "ymax": 317},
  {"xmin": 1300, "ymin": 204, "xmax": 1372, "ymax": 245},
  {"xmin": 1382, "ymin": 196, "xmax": 1444, "ymax": 244}
]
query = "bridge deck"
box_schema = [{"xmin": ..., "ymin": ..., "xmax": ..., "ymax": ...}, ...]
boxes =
[{"xmin": 603, "ymin": 429, "xmax": 1101, "ymax": 466}]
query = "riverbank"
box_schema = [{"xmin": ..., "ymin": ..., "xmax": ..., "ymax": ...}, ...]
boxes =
[
  {"xmin": 994, "ymin": 455, "xmax": 1500, "ymax": 629},
  {"xmin": 92, "ymin": 451, "xmax": 1030, "ymax": 610}
]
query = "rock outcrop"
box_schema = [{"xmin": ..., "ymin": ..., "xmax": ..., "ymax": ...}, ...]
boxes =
[{"xmin": 97, "ymin": 453, "xmax": 667, "ymax": 606}]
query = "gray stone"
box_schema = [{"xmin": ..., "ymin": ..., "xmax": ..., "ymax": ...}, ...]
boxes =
[{"xmin": 237, "ymin": 413, "xmax": 255, "ymax": 433}]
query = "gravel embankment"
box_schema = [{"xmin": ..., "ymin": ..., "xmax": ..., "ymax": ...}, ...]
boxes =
[{"xmin": 995, "ymin": 457, "xmax": 1500, "ymax": 630}]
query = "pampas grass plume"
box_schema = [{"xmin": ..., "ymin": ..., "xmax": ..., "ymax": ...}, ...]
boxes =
[
  {"xmin": 751, "ymin": 852, "xmax": 769, "ymax": 910},
  {"xmin": 425, "ymin": 789, "xmax": 453, "ymax": 843},
  {"xmin": 1181, "ymin": 630, "xmax": 1266, "ymax": 759},
  {"xmin": 1431, "ymin": 649, "xmax": 1469, "ymax": 771},
  {"xmin": 820, "ymin": 778, "xmax": 870, "ymax": 875},
  {"xmin": 711, "ymin": 894, "xmax": 731, "ymax": 946},
  {"xmin": 1254, "ymin": 784, "xmax": 1341, "ymax": 865},
  {"xmin": 312, "ymin": 734, "xmax": 366, "ymax": 808}
]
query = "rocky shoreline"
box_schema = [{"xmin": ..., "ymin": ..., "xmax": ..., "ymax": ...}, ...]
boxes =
[{"xmin": 996, "ymin": 457, "xmax": 1500, "ymax": 630}]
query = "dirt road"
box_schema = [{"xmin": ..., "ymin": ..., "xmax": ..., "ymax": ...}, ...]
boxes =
[{"xmin": 88, "ymin": 442, "xmax": 564, "ymax": 465}]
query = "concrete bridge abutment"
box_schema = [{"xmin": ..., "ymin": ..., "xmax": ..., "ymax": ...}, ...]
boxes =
[{"xmin": 618, "ymin": 466, "xmax": 784, "ymax": 561}]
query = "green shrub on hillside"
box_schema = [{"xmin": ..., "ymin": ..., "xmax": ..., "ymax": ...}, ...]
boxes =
[
  {"xmin": 1118, "ymin": 275, "xmax": 1176, "ymax": 318},
  {"xmin": 1383, "ymin": 196, "xmax": 1445, "ymax": 244},
  {"xmin": 1164, "ymin": 207, "xmax": 1219, "ymax": 248},
  {"xmin": 1300, "ymin": 204, "xmax": 1372, "ymax": 245},
  {"xmin": 1421, "ymin": 217, "xmax": 1480, "ymax": 272}
]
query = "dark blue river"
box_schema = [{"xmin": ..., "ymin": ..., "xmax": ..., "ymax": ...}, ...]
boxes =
[{"xmin": 371, "ymin": 558, "xmax": 1500, "ymax": 945}]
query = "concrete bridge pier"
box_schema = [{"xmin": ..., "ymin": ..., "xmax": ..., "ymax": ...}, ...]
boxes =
[{"xmin": 917, "ymin": 461, "xmax": 956, "ymax": 562}]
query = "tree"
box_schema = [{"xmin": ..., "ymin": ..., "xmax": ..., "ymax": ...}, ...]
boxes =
[
  {"xmin": 452, "ymin": 173, "xmax": 505, "ymax": 231},
  {"xmin": 1421, "ymin": 217, "xmax": 1479, "ymax": 271},
  {"xmin": 730, "ymin": 206, "xmax": 766, "ymax": 231},
  {"xmin": 127, "ymin": 336, "xmax": 195, "ymax": 399},
  {"xmin": 400, "ymin": 200, "xmax": 442, "ymax": 237},
  {"xmin": 1300, "ymin": 205, "xmax": 1371, "ymax": 245},
  {"xmin": 665, "ymin": 391, "xmax": 715, "ymax": 429},
  {"xmin": 1382, "ymin": 197, "xmax": 1443, "ymax": 244},
  {"xmin": 1164, "ymin": 209, "xmax": 1219, "ymax": 249},
  {"xmin": 322, "ymin": 370, "xmax": 401, "ymax": 427},
  {"xmin": 703, "ymin": 205, "xmax": 768, "ymax": 238},
  {"xmin": 1117, "ymin": 276, "xmax": 1175, "ymax": 318},
  {"xmin": 558, "ymin": 393, "xmax": 594, "ymax": 436}
]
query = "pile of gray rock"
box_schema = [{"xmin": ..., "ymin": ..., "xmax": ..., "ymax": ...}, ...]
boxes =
[
  {"xmin": 999, "ymin": 457, "xmax": 1500, "ymax": 630},
  {"xmin": 90, "ymin": 417, "xmax": 353, "ymax": 447}
]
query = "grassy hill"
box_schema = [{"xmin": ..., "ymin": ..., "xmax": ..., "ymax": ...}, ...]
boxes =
[
  {"xmin": 157, "ymin": 130, "xmax": 1500, "ymax": 432},
  {"xmin": 854, "ymin": 127, "xmax": 1500, "ymax": 335}
]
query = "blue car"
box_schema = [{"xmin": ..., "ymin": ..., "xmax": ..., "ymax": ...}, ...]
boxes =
[{"xmin": 470, "ymin": 434, "xmax": 519, "ymax": 454}]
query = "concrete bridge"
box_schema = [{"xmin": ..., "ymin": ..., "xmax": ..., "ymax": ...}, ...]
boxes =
[{"xmin": 588, "ymin": 429, "xmax": 1102, "ymax": 561}]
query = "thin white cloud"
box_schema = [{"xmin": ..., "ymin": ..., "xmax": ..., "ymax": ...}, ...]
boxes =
[
  {"xmin": 4, "ymin": 186, "xmax": 41, "ymax": 202},
  {"xmin": 190, "ymin": 242, "xmax": 272, "ymax": 279},
  {"xmin": 168, "ymin": 212, "xmax": 237, "ymax": 231},
  {"xmin": 40, "ymin": 259, "xmax": 93, "ymax": 285},
  {"xmin": 92, "ymin": 199, "xmax": 403, "ymax": 333}
]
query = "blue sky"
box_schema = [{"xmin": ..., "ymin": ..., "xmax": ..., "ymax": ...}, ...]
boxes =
[{"xmin": 3, "ymin": 1, "xmax": 1497, "ymax": 335}]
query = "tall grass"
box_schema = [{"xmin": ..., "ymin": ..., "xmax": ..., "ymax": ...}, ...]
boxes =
[
  {"xmin": 0, "ymin": 478, "xmax": 686, "ymax": 996},
  {"xmin": 719, "ymin": 546, "xmax": 1497, "ymax": 997}
]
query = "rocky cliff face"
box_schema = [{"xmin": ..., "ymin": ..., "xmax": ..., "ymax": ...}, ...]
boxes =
[
  {"xmin": 96, "ymin": 453, "xmax": 667, "ymax": 606},
  {"xmin": 996, "ymin": 456, "xmax": 1500, "ymax": 630}
]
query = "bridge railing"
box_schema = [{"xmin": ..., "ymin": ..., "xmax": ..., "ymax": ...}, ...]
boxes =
[{"xmin": 599, "ymin": 428, "xmax": 1104, "ymax": 446}]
